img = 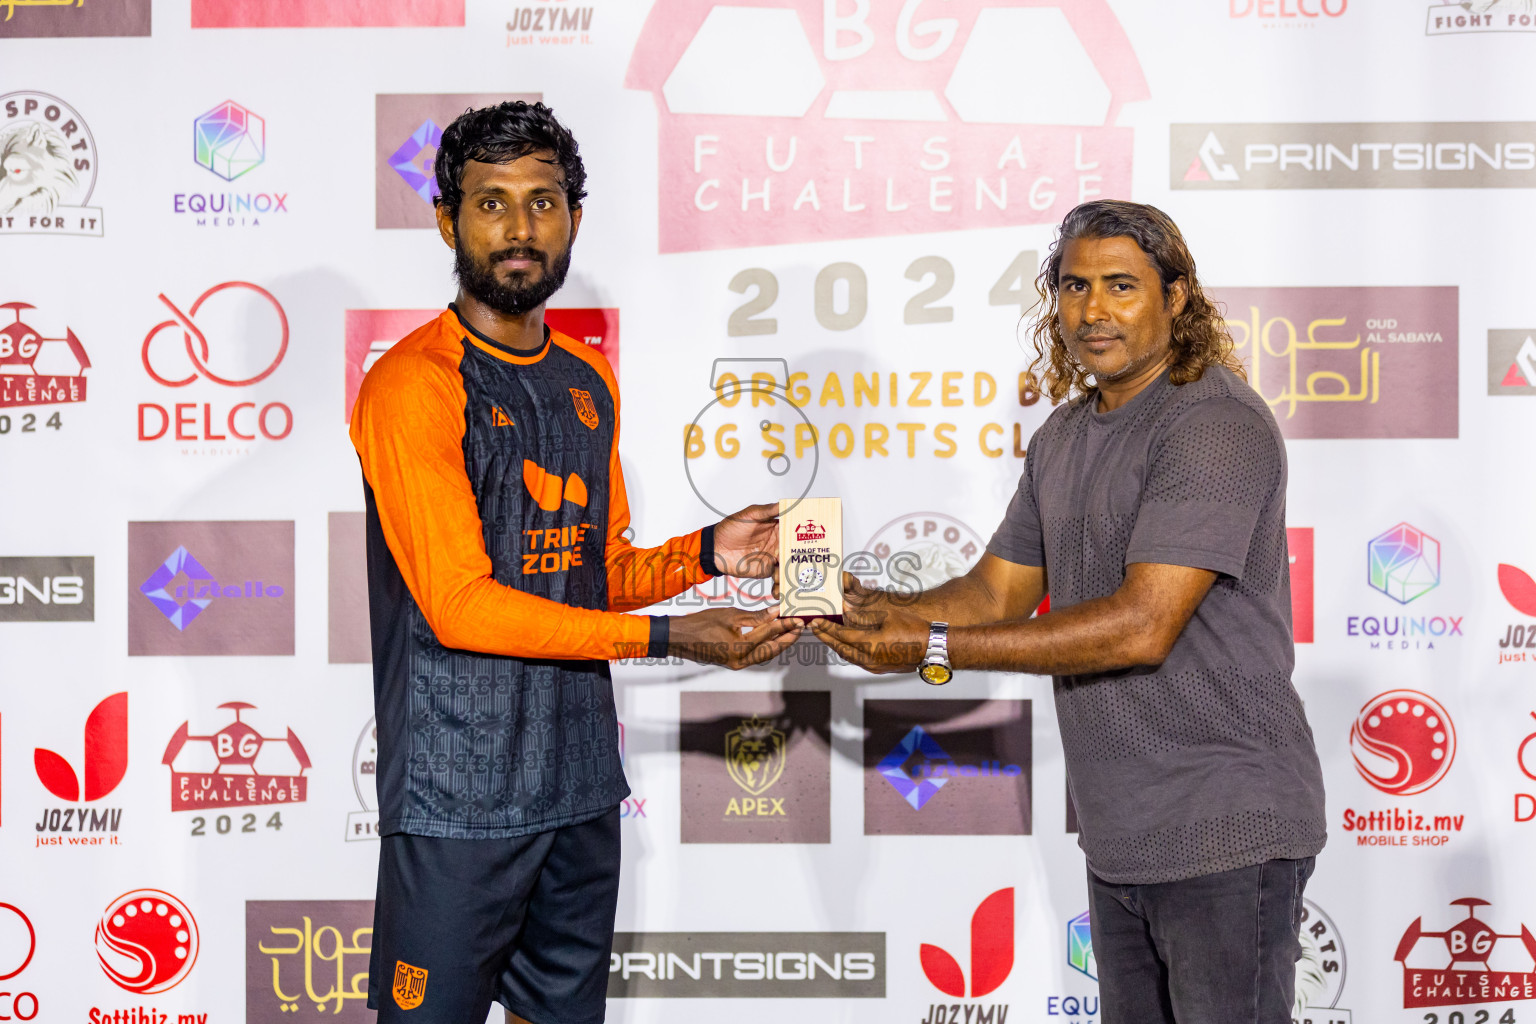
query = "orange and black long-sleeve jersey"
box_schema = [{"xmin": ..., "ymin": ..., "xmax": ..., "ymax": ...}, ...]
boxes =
[{"xmin": 350, "ymin": 306, "xmax": 715, "ymax": 838}]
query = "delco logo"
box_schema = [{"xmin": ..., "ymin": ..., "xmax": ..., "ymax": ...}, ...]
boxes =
[
  {"xmin": 624, "ymin": 0, "xmax": 1148, "ymax": 251},
  {"xmin": 795, "ymin": 521, "xmax": 827, "ymax": 543}
]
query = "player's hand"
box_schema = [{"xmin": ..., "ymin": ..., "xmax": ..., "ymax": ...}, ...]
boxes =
[
  {"xmin": 811, "ymin": 599, "xmax": 927, "ymax": 674},
  {"xmin": 712, "ymin": 503, "xmax": 778, "ymax": 578},
  {"xmin": 669, "ymin": 606, "xmax": 802, "ymax": 669}
]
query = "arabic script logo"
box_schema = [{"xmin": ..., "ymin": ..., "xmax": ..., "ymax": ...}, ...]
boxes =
[
  {"xmin": 1350, "ymin": 690, "xmax": 1455, "ymax": 796},
  {"xmin": 878, "ymin": 726, "xmax": 953, "ymax": 810},
  {"xmin": 96, "ymin": 890, "xmax": 199, "ymax": 994},
  {"xmin": 34, "ymin": 691, "xmax": 127, "ymax": 801},
  {"xmin": 1368, "ymin": 523, "xmax": 1441, "ymax": 604},
  {"xmin": 141, "ymin": 281, "xmax": 289, "ymax": 388},
  {"xmin": 921, "ymin": 888, "xmax": 1014, "ymax": 998},
  {"xmin": 725, "ymin": 715, "xmax": 786, "ymax": 796},
  {"xmin": 193, "ymin": 101, "xmax": 265, "ymax": 182}
]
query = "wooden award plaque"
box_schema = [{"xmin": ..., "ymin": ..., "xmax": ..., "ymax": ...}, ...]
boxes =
[{"xmin": 778, "ymin": 497, "xmax": 843, "ymax": 621}]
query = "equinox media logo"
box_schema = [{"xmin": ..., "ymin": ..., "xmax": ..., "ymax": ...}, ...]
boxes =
[{"xmin": 1348, "ymin": 523, "xmax": 1463, "ymax": 650}]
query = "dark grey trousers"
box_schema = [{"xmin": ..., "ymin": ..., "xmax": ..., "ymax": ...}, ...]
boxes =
[{"xmin": 1089, "ymin": 857, "xmax": 1316, "ymax": 1024}]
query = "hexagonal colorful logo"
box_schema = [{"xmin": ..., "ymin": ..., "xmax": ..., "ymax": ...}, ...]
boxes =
[
  {"xmin": 193, "ymin": 101, "xmax": 265, "ymax": 181},
  {"xmin": 1067, "ymin": 911, "xmax": 1095, "ymax": 980},
  {"xmin": 1368, "ymin": 522, "xmax": 1441, "ymax": 604}
]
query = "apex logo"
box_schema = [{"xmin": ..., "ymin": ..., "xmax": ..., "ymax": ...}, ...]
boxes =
[
  {"xmin": 492, "ymin": 406, "xmax": 514, "ymax": 427},
  {"xmin": 920, "ymin": 888, "xmax": 1014, "ymax": 999},
  {"xmin": 34, "ymin": 692, "xmax": 127, "ymax": 802}
]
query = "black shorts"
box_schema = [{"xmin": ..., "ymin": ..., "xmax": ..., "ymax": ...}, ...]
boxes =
[{"xmin": 368, "ymin": 808, "xmax": 620, "ymax": 1024}]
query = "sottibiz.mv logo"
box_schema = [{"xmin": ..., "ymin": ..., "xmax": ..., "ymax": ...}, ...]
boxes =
[
  {"xmin": 920, "ymin": 888, "xmax": 1013, "ymax": 1023},
  {"xmin": 96, "ymin": 890, "xmax": 199, "ymax": 994},
  {"xmin": 1396, "ymin": 898, "xmax": 1536, "ymax": 1009},
  {"xmin": 624, "ymin": 0, "xmax": 1148, "ymax": 251}
]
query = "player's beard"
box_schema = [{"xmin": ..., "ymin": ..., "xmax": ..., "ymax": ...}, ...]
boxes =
[{"xmin": 454, "ymin": 238, "xmax": 573, "ymax": 317}]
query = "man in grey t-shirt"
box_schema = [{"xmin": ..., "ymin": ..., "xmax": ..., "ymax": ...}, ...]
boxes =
[{"xmin": 814, "ymin": 200, "xmax": 1325, "ymax": 1023}]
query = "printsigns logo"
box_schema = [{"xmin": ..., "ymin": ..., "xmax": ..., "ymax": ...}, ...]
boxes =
[
  {"xmin": 1210, "ymin": 287, "xmax": 1458, "ymax": 440},
  {"xmin": 921, "ymin": 888, "xmax": 1014, "ymax": 1000},
  {"xmin": 1488, "ymin": 331, "xmax": 1536, "ymax": 396},
  {"xmin": 0, "ymin": 302, "xmax": 90, "ymax": 410},
  {"xmin": 607, "ymin": 932, "xmax": 884, "ymax": 997},
  {"xmin": 1498, "ymin": 564, "xmax": 1536, "ymax": 665},
  {"xmin": 1351, "ymin": 690, "xmax": 1455, "ymax": 796},
  {"xmin": 1395, "ymin": 899, "xmax": 1536, "ymax": 1008},
  {"xmin": 193, "ymin": 0, "xmax": 460, "ymax": 28},
  {"xmin": 1425, "ymin": 0, "xmax": 1536, "ymax": 35},
  {"xmin": 865, "ymin": 700, "xmax": 1030, "ymax": 836},
  {"xmin": 624, "ymin": 0, "xmax": 1148, "ymax": 251},
  {"xmin": 35, "ymin": 691, "xmax": 127, "ymax": 803},
  {"xmin": 1369, "ymin": 523, "xmax": 1441, "ymax": 604},
  {"xmin": 343, "ymin": 307, "xmax": 619, "ymax": 421},
  {"xmin": 162, "ymin": 702, "xmax": 310, "ymax": 811},
  {"xmin": 96, "ymin": 890, "xmax": 199, "ymax": 994},
  {"xmin": 246, "ymin": 901, "xmax": 373, "ymax": 1020},
  {"xmin": 194, "ymin": 101, "xmax": 264, "ymax": 181},
  {"xmin": 680, "ymin": 692, "xmax": 830, "ymax": 843},
  {"xmin": 374, "ymin": 94, "xmax": 539, "ymax": 228},
  {"xmin": 1289, "ymin": 527, "xmax": 1314, "ymax": 643},
  {"xmin": 1295, "ymin": 899, "xmax": 1350, "ymax": 1022},
  {"xmin": 0, "ymin": 0, "xmax": 147, "ymax": 36},
  {"xmin": 138, "ymin": 282, "xmax": 294, "ymax": 446},
  {"xmin": 0, "ymin": 555, "xmax": 93, "ymax": 621},
  {"xmin": 0, "ymin": 92, "xmax": 102, "ymax": 236},
  {"xmin": 1172, "ymin": 123, "xmax": 1536, "ymax": 190},
  {"xmin": 128, "ymin": 521, "xmax": 295, "ymax": 656},
  {"xmin": 0, "ymin": 903, "xmax": 38, "ymax": 1021}
]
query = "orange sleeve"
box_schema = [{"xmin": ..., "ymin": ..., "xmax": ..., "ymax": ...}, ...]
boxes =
[{"xmin": 349, "ymin": 341, "xmax": 653, "ymax": 660}]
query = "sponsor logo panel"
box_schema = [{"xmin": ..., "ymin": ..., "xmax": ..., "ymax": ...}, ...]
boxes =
[
  {"xmin": 1347, "ymin": 522, "xmax": 1464, "ymax": 651},
  {"xmin": 607, "ymin": 932, "xmax": 883, "ymax": 997},
  {"xmin": 680, "ymin": 691, "xmax": 830, "ymax": 843},
  {"xmin": 1426, "ymin": 0, "xmax": 1536, "ymax": 35},
  {"xmin": 245, "ymin": 901, "xmax": 373, "ymax": 1020},
  {"xmin": 1343, "ymin": 689, "xmax": 1466, "ymax": 848},
  {"xmin": 1228, "ymin": 0, "xmax": 1348, "ymax": 24},
  {"xmin": 1489, "ymin": 331, "xmax": 1536, "ymax": 396},
  {"xmin": 343, "ymin": 306, "xmax": 619, "ymax": 421},
  {"xmin": 162, "ymin": 703, "xmax": 309, "ymax": 826},
  {"xmin": 1045, "ymin": 911, "xmax": 1097, "ymax": 1022},
  {"xmin": 1516, "ymin": 713, "xmax": 1536, "ymax": 823},
  {"xmin": 174, "ymin": 101, "xmax": 289, "ymax": 229},
  {"xmin": 919, "ymin": 888, "xmax": 1014, "ymax": 1023},
  {"xmin": 0, "ymin": 92, "xmax": 103, "ymax": 236},
  {"xmin": 1174, "ymin": 123, "xmax": 1536, "ymax": 190},
  {"xmin": 1296, "ymin": 899, "xmax": 1352, "ymax": 1023},
  {"xmin": 374, "ymin": 94, "xmax": 540, "ymax": 229},
  {"xmin": 0, "ymin": 555, "xmax": 93, "ymax": 621},
  {"xmin": 1496, "ymin": 564, "xmax": 1535, "ymax": 665},
  {"xmin": 34, "ymin": 692, "xmax": 127, "ymax": 848},
  {"xmin": 624, "ymin": 0, "xmax": 1148, "ymax": 251},
  {"xmin": 128, "ymin": 521, "xmax": 295, "ymax": 656},
  {"xmin": 506, "ymin": 0, "xmax": 595, "ymax": 46},
  {"xmin": 1396, "ymin": 899, "xmax": 1535, "ymax": 1010},
  {"xmin": 0, "ymin": 301, "xmax": 91, "ymax": 416},
  {"xmin": 0, "ymin": 0, "xmax": 148, "ymax": 35},
  {"xmin": 1210, "ymin": 287, "xmax": 1458, "ymax": 440},
  {"xmin": 345, "ymin": 717, "xmax": 379, "ymax": 842},
  {"xmin": 95, "ymin": 889, "xmax": 199, "ymax": 993},
  {"xmin": 192, "ymin": 0, "xmax": 461, "ymax": 28},
  {"xmin": 864, "ymin": 699, "xmax": 1031, "ymax": 836},
  {"xmin": 0, "ymin": 902, "xmax": 40, "ymax": 1020}
]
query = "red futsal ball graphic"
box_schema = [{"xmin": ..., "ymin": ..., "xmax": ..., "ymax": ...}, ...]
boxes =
[
  {"xmin": 95, "ymin": 890, "xmax": 199, "ymax": 993},
  {"xmin": 1349, "ymin": 690, "xmax": 1456, "ymax": 796}
]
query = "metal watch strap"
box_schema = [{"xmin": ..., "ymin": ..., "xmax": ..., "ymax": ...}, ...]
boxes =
[{"xmin": 924, "ymin": 621, "xmax": 950, "ymax": 665}]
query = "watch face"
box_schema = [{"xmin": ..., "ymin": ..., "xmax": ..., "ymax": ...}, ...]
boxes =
[
  {"xmin": 796, "ymin": 563, "xmax": 824, "ymax": 591},
  {"xmin": 919, "ymin": 662, "xmax": 952, "ymax": 686}
]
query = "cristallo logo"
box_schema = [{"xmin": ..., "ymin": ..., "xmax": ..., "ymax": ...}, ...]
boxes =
[
  {"xmin": 726, "ymin": 715, "xmax": 786, "ymax": 797},
  {"xmin": 920, "ymin": 888, "xmax": 1014, "ymax": 998},
  {"xmin": 392, "ymin": 961, "xmax": 428, "ymax": 1010},
  {"xmin": 624, "ymin": 0, "xmax": 1147, "ymax": 251},
  {"xmin": 569, "ymin": 387, "xmax": 598, "ymax": 429}
]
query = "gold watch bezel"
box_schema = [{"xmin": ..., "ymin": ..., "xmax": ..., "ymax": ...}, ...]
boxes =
[{"xmin": 918, "ymin": 661, "xmax": 953, "ymax": 686}]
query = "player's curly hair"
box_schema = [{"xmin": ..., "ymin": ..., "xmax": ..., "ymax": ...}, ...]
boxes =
[
  {"xmin": 1027, "ymin": 200, "xmax": 1242, "ymax": 404},
  {"xmin": 434, "ymin": 100, "xmax": 588, "ymax": 216}
]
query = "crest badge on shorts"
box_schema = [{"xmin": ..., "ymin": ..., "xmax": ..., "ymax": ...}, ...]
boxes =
[
  {"xmin": 569, "ymin": 388, "xmax": 598, "ymax": 429},
  {"xmin": 393, "ymin": 960, "xmax": 428, "ymax": 1010}
]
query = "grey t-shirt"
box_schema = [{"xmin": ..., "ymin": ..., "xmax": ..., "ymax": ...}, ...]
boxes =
[{"xmin": 988, "ymin": 365, "xmax": 1326, "ymax": 884}]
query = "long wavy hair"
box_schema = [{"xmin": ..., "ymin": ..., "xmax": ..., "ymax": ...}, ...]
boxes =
[{"xmin": 1027, "ymin": 200, "xmax": 1243, "ymax": 404}]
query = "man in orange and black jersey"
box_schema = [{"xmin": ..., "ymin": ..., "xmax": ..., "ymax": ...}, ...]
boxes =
[{"xmin": 350, "ymin": 101, "xmax": 799, "ymax": 1024}]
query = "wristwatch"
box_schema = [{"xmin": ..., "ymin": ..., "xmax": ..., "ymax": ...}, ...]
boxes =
[{"xmin": 917, "ymin": 621, "xmax": 952, "ymax": 686}]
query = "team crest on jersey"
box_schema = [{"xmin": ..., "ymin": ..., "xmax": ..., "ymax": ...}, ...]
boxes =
[
  {"xmin": 392, "ymin": 960, "xmax": 428, "ymax": 1010},
  {"xmin": 569, "ymin": 388, "xmax": 598, "ymax": 429}
]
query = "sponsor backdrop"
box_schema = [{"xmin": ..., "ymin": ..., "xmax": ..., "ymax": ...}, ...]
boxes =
[{"xmin": 1, "ymin": 2, "xmax": 1532, "ymax": 1022}]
